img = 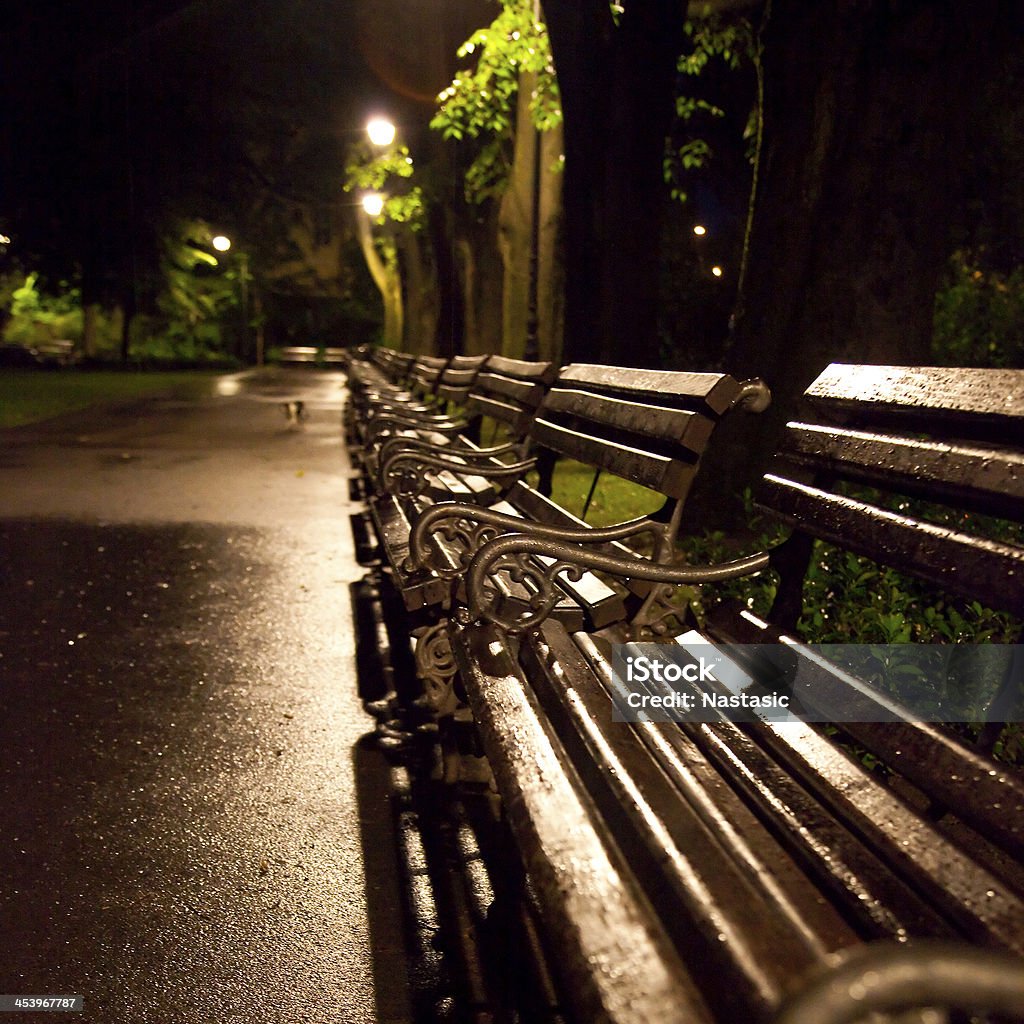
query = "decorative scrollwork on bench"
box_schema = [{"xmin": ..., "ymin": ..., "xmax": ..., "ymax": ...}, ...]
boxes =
[
  {"xmin": 379, "ymin": 448, "xmax": 536, "ymax": 499},
  {"xmin": 406, "ymin": 501, "xmax": 697, "ymax": 612},
  {"xmin": 377, "ymin": 435, "xmax": 522, "ymax": 480},
  {"xmin": 413, "ymin": 622, "xmax": 460, "ymax": 717},
  {"xmin": 366, "ymin": 410, "xmax": 467, "ymax": 444},
  {"xmin": 409, "ymin": 511, "xmax": 506, "ymax": 580},
  {"xmin": 464, "ymin": 533, "xmax": 772, "ymax": 634}
]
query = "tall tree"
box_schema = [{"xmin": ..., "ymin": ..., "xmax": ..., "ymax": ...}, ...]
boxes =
[
  {"xmin": 543, "ymin": 0, "xmax": 687, "ymax": 367},
  {"xmin": 432, "ymin": 0, "xmax": 564, "ymax": 359},
  {"xmin": 687, "ymin": 0, "xmax": 1024, "ymax": 524}
]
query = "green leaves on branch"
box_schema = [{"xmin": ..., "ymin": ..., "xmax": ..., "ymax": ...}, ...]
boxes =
[
  {"xmin": 431, "ymin": 0, "xmax": 561, "ymax": 203},
  {"xmin": 679, "ymin": 12, "xmax": 752, "ymax": 76},
  {"xmin": 666, "ymin": 11, "xmax": 756, "ymax": 203},
  {"xmin": 343, "ymin": 144, "xmax": 426, "ymax": 230}
]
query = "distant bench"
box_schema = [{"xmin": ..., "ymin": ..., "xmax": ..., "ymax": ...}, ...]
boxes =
[
  {"xmin": 278, "ymin": 345, "xmax": 346, "ymax": 365},
  {"xmin": 412, "ymin": 363, "xmax": 1024, "ymax": 1024}
]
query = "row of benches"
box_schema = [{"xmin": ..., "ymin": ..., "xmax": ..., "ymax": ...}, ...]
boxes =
[{"xmin": 343, "ymin": 346, "xmax": 1024, "ymax": 1024}]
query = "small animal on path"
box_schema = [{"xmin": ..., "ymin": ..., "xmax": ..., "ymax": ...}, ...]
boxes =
[{"xmin": 281, "ymin": 400, "xmax": 306, "ymax": 426}]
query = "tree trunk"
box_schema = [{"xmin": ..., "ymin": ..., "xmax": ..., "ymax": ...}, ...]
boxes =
[
  {"xmin": 496, "ymin": 70, "xmax": 565, "ymax": 361},
  {"xmin": 429, "ymin": 203, "xmax": 464, "ymax": 357},
  {"xmin": 82, "ymin": 302, "xmax": 100, "ymax": 359},
  {"xmin": 544, "ymin": 0, "xmax": 686, "ymax": 367},
  {"xmin": 354, "ymin": 208, "xmax": 403, "ymax": 348},
  {"xmin": 685, "ymin": 0, "xmax": 1013, "ymax": 528},
  {"xmin": 399, "ymin": 228, "xmax": 439, "ymax": 355},
  {"xmin": 497, "ymin": 85, "xmax": 532, "ymax": 359},
  {"xmin": 120, "ymin": 291, "xmax": 135, "ymax": 364},
  {"xmin": 454, "ymin": 203, "xmax": 505, "ymax": 356},
  {"xmin": 537, "ymin": 121, "xmax": 565, "ymax": 363}
]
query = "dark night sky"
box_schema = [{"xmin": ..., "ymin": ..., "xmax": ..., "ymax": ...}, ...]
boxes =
[{"xmin": 1, "ymin": 0, "xmax": 490, "ymax": 280}]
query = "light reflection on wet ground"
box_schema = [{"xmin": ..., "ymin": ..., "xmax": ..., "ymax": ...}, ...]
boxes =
[{"xmin": 0, "ymin": 369, "xmax": 408, "ymax": 1022}]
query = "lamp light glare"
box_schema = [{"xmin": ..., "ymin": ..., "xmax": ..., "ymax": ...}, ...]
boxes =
[
  {"xmin": 212, "ymin": 235, "xmax": 232, "ymax": 252},
  {"xmin": 366, "ymin": 117, "xmax": 396, "ymax": 147},
  {"xmin": 693, "ymin": 225, "xmax": 707, "ymax": 236},
  {"xmin": 362, "ymin": 193, "xmax": 385, "ymax": 218},
  {"xmin": 711, "ymin": 265, "xmax": 723, "ymax": 278}
]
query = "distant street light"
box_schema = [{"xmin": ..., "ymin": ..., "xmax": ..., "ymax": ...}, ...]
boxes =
[
  {"xmin": 212, "ymin": 235, "xmax": 232, "ymax": 252},
  {"xmin": 693, "ymin": 225, "xmax": 707, "ymax": 237},
  {"xmin": 712, "ymin": 265, "xmax": 724, "ymax": 278},
  {"xmin": 366, "ymin": 117, "xmax": 396, "ymax": 147},
  {"xmin": 361, "ymin": 193, "xmax": 385, "ymax": 218}
]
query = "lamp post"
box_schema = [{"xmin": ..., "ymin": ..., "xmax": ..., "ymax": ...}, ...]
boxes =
[
  {"xmin": 211, "ymin": 234, "xmax": 256, "ymax": 364},
  {"xmin": 361, "ymin": 192, "xmax": 386, "ymax": 218},
  {"xmin": 366, "ymin": 116, "xmax": 396, "ymax": 148},
  {"xmin": 354, "ymin": 117, "xmax": 403, "ymax": 349}
]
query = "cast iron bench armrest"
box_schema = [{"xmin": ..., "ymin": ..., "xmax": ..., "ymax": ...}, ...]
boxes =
[
  {"xmin": 366, "ymin": 409, "xmax": 468, "ymax": 437},
  {"xmin": 379, "ymin": 448, "xmax": 537, "ymax": 498},
  {"xmin": 377, "ymin": 434, "xmax": 523, "ymax": 469},
  {"xmin": 462, "ymin": 532, "xmax": 770, "ymax": 633},
  {"xmin": 407, "ymin": 501, "xmax": 674, "ymax": 577},
  {"xmin": 775, "ymin": 941, "xmax": 1024, "ymax": 1024}
]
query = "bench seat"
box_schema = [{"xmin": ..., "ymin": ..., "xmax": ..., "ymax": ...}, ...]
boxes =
[{"xmin": 438, "ymin": 363, "xmax": 1024, "ymax": 1024}]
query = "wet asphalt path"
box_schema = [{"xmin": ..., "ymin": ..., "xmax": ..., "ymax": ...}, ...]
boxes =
[{"xmin": 0, "ymin": 370, "xmax": 409, "ymax": 1023}]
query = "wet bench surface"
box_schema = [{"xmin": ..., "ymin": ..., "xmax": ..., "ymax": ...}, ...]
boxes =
[{"xmin": 427, "ymin": 363, "xmax": 1024, "ymax": 1024}]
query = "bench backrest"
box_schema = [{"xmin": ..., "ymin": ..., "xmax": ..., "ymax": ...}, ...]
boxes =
[
  {"xmin": 710, "ymin": 363, "xmax": 1024, "ymax": 868},
  {"xmin": 528, "ymin": 364, "xmax": 768, "ymax": 505},
  {"xmin": 758, "ymin": 363, "xmax": 1024, "ymax": 628},
  {"xmin": 405, "ymin": 354, "xmax": 449, "ymax": 397},
  {"xmin": 374, "ymin": 347, "xmax": 416, "ymax": 384},
  {"xmin": 436, "ymin": 354, "xmax": 489, "ymax": 405},
  {"xmin": 465, "ymin": 355, "xmax": 557, "ymax": 436}
]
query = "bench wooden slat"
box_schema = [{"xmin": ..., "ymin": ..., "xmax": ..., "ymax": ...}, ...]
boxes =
[
  {"xmin": 541, "ymin": 387, "xmax": 716, "ymax": 456},
  {"xmin": 706, "ymin": 606, "xmax": 1024, "ymax": 861},
  {"xmin": 473, "ymin": 371, "xmax": 551, "ymax": 407},
  {"xmin": 530, "ymin": 418, "xmax": 696, "ymax": 497},
  {"xmin": 450, "ymin": 620, "xmax": 715, "ymax": 1024},
  {"xmin": 805, "ymin": 364, "xmax": 1024, "ymax": 442},
  {"xmin": 758, "ymin": 474, "xmax": 1024, "ymax": 614},
  {"xmin": 436, "ymin": 354, "xmax": 489, "ymax": 404},
  {"xmin": 466, "ymin": 394, "xmax": 530, "ymax": 427},
  {"xmin": 485, "ymin": 354, "xmax": 559, "ymax": 379},
  {"xmin": 579, "ymin": 631, "xmax": 961, "ymax": 946},
  {"xmin": 782, "ymin": 422, "xmax": 1024, "ymax": 522},
  {"xmin": 559, "ymin": 364, "xmax": 746, "ymax": 416},
  {"xmin": 746, "ymin": 717, "xmax": 1024, "ymax": 951}
]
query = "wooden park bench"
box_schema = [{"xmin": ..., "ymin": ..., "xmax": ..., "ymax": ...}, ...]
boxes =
[
  {"xmin": 387, "ymin": 364, "xmax": 769, "ymax": 619},
  {"xmin": 347, "ymin": 352, "xmax": 449, "ymax": 444},
  {"xmin": 385, "ymin": 363, "xmax": 770, "ymax": 779},
  {"xmin": 358, "ymin": 354, "xmax": 493, "ymax": 476},
  {"xmin": 278, "ymin": 344, "xmax": 347, "ymax": 365},
  {"xmin": 355, "ymin": 355, "xmax": 557, "ymax": 576},
  {"xmin": 410, "ymin": 363, "xmax": 1024, "ymax": 1024}
]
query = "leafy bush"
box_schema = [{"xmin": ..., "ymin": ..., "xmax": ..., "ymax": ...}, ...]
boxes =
[
  {"xmin": 933, "ymin": 250, "xmax": 1024, "ymax": 367},
  {"xmin": 3, "ymin": 273, "xmax": 83, "ymax": 346},
  {"xmin": 681, "ymin": 488, "xmax": 1023, "ymax": 762}
]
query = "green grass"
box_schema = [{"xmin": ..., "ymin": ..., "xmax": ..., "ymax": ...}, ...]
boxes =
[
  {"xmin": 541, "ymin": 459, "xmax": 665, "ymax": 526},
  {"xmin": 0, "ymin": 369, "xmax": 215, "ymax": 429}
]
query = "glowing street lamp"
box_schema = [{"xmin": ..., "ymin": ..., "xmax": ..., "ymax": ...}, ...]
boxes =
[
  {"xmin": 693, "ymin": 225, "xmax": 707, "ymax": 237},
  {"xmin": 361, "ymin": 193, "xmax": 385, "ymax": 218},
  {"xmin": 366, "ymin": 117, "xmax": 396, "ymax": 147},
  {"xmin": 212, "ymin": 234, "xmax": 232, "ymax": 252},
  {"xmin": 711, "ymin": 265, "xmax": 724, "ymax": 278}
]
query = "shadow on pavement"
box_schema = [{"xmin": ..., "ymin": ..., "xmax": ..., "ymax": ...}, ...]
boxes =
[{"xmin": 349, "ymin": 574, "xmax": 568, "ymax": 1024}]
